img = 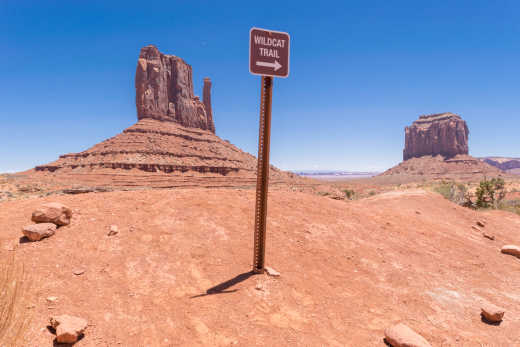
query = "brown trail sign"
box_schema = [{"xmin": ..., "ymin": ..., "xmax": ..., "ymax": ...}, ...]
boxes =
[
  {"xmin": 250, "ymin": 28, "xmax": 290, "ymax": 273},
  {"xmin": 249, "ymin": 28, "xmax": 290, "ymax": 78}
]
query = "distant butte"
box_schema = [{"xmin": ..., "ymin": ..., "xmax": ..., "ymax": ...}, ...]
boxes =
[
  {"xmin": 27, "ymin": 45, "xmax": 298, "ymax": 190},
  {"xmin": 403, "ymin": 112, "xmax": 468, "ymax": 160},
  {"xmin": 382, "ymin": 113, "xmax": 502, "ymax": 179}
]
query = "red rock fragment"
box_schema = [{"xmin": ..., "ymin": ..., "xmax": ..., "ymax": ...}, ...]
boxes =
[
  {"xmin": 481, "ymin": 302, "xmax": 505, "ymax": 323},
  {"xmin": 384, "ymin": 323, "xmax": 431, "ymax": 347},
  {"xmin": 50, "ymin": 314, "xmax": 88, "ymax": 343},
  {"xmin": 32, "ymin": 202, "xmax": 72, "ymax": 226},
  {"xmin": 501, "ymin": 245, "xmax": 520, "ymax": 258},
  {"xmin": 22, "ymin": 223, "xmax": 56, "ymax": 241}
]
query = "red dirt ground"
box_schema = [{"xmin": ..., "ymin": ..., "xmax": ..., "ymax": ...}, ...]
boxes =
[{"xmin": 1, "ymin": 188, "xmax": 520, "ymax": 346}]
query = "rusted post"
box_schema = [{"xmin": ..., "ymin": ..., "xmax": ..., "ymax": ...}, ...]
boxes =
[{"xmin": 253, "ymin": 76, "xmax": 273, "ymax": 273}]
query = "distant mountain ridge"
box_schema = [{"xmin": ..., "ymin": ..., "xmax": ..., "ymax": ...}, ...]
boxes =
[{"xmin": 479, "ymin": 157, "xmax": 520, "ymax": 173}]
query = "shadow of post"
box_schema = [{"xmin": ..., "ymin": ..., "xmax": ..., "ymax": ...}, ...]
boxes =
[{"xmin": 190, "ymin": 271, "xmax": 257, "ymax": 298}]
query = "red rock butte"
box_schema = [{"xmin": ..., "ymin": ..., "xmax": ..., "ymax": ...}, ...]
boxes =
[
  {"xmin": 382, "ymin": 113, "xmax": 502, "ymax": 179},
  {"xmin": 403, "ymin": 112, "xmax": 468, "ymax": 161},
  {"xmin": 28, "ymin": 45, "xmax": 299, "ymax": 190}
]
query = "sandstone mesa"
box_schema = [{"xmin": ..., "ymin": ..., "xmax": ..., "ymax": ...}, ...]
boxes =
[{"xmin": 382, "ymin": 112, "xmax": 502, "ymax": 178}]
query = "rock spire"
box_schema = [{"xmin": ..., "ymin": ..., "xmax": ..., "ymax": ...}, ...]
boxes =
[
  {"xmin": 203, "ymin": 77, "xmax": 215, "ymax": 133},
  {"xmin": 135, "ymin": 45, "xmax": 215, "ymax": 132}
]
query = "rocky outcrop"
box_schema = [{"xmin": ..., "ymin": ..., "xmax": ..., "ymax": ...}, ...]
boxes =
[
  {"xmin": 203, "ymin": 78, "xmax": 215, "ymax": 133},
  {"xmin": 30, "ymin": 46, "xmax": 299, "ymax": 190},
  {"xmin": 135, "ymin": 45, "xmax": 215, "ymax": 132},
  {"xmin": 404, "ymin": 113, "xmax": 469, "ymax": 160},
  {"xmin": 381, "ymin": 154, "xmax": 502, "ymax": 177}
]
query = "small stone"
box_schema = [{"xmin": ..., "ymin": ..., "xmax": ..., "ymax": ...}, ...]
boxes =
[
  {"xmin": 471, "ymin": 225, "xmax": 481, "ymax": 232},
  {"xmin": 22, "ymin": 223, "xmax": 56, "ymax": 241},
  {"xmin": 264, "ymin": 266, "xmax": 280, "ymax": 277},
  {"xmin": 384, "ymin": 323, "xmax": 431, "ymax": 347},
  {"xmin": 50, "ymin": 314, "xmax": 88, "ymax": 343},
  {"xmin": 46, "ymin": 296, "xmax": 58, "ymax": 303},
  {"xmin": 501, "ymin": 245, "xmax": 520, "ymax": 258},
  {"xmin": 476, "ymin": 220, "xmax": 486, "ymax": 228},
  {"xmin": 483, "ymin": 232, "xmax": 495, "ymax": 240},
  {"xmin": 107, "ymin": 225, "xmax": 119, "ymax": 236},
  {"xmin": 415, "ymin": 211, "xmax": 421, "ymax": 215},
  {"xmin": 73, "ymin": 268, "xmax": 85, "ymax": 276},
  {"xmin": 481, "ymin": 302, "xmax": 505, "ymax": 323},
  {"xmin": 255, "ymin": 284, "xmax": 263, "ymax": 291},
  {"xmin": 32, "ymin": 202, "xmax": 72, "ymax": 226}
]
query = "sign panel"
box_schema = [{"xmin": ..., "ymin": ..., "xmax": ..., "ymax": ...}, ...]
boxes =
[{"xmin": 249, "ymin": 27, "xmax": 290, "ymax": 78}]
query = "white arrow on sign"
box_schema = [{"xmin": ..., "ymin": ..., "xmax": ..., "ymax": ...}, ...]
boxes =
[{"xmin": 256, "ymin": 60, "xmax": 282, "ymax": 71}]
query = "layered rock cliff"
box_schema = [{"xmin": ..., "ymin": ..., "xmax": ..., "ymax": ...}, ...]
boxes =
[
  {"xmin": 30, "ymin": 45, "xmax": 298, "ymax": 189},
  {"xmin": 403, "ymin": 113, "xmax": 468, "ymax": 160},
  {"xmin": 135, "ymin": 45, "xmax": 215, "ymax": 133}
]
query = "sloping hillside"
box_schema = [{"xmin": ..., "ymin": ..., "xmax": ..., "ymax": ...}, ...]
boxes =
[{"xmin": 1, "ymin": 188, "xmax": 519, "ymax": 346}]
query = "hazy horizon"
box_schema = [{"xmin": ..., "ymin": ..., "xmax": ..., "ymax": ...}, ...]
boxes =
[{"xmin": 2, "ymin": 1, "xmax": 519, "ymax": 173}]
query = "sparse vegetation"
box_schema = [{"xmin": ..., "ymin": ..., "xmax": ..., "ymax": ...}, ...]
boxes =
[
  {"xmin": 433, "ymin": 181, "xmax": 468, "ymax": 205},
  {"xmin": 475, "ymin": 178, "xmax": 506, "ymax": 209},
  {"xmin": 342, "ymin": 189, "xmax": 355, "ymax": 199},
  {"xmin": 0, "ymin": 253, "xmax": 31, "ymax": 345},
  {"xmin": 433, "ymin": 178, "xmax": 519, "ymax": 215},
  {"xmin": 497, "ymin": 199, "xmax": 520, "ymax": 215}
]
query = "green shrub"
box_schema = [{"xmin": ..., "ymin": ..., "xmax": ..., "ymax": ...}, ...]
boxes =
[
  {"xmin": 475, "ymin": 178, "xmax": 506, "ymax": 209},
  {"xmin": 342, "ymin": 189, "xmax": 355, "ymax": 199}
]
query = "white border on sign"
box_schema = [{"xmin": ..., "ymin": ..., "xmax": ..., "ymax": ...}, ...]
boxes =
[{"xmin": 249, "ymin": 27, "xmax": 290, "ymax": 78}]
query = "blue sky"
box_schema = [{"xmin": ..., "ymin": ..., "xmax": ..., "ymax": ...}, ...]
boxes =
[{"xmin": 1, "ymin": 1, "xmax": 519, "ymax": 172}]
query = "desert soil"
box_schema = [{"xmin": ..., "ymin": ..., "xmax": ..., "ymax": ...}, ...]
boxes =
[{"xmin": 1, "ymin": 188, "xmax": 520, "ymax": 346}]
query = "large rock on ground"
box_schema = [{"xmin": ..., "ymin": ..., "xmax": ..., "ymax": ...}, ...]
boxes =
[
  {"xmin": 384, "ymin": 323, "xmax": 431, "ymax": 347},
  {"xmin": 50, "ymin": 314, "xmax": 88, "ymax": 343},
  {"xmin": 501, "ymin": 245, "xmax": 520, "ymax": 258},
  {"xmin": 31, "ymin": 202, "xmax": 72, "ymax": 226},
  {"xmin": 481, "ymin": 302, "xmax": 505, "ymax": 323},
  {"xmin": 22, "ymin": 223, "xmax": 56, "ymax": 241},
  {"xmin": 403, "ymin": 113, "xmax": 469, "ymax": 160},
  {"xmin": 136, "ymin": 45, "xmax": 215, "ymax": 132}
]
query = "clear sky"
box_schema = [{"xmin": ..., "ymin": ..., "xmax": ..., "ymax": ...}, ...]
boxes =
[{"xmin": 1, "ymin": 1, "xmax": 519, "ymax": 173}]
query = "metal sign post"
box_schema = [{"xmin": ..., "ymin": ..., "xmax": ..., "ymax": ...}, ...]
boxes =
[
  {"xmin": 249, "ymin": 28, "xmax": 290, "ymax": 273},
  {"xmin": 252, "ymin": 75, "xmax": 273, "ymax": 273}
]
